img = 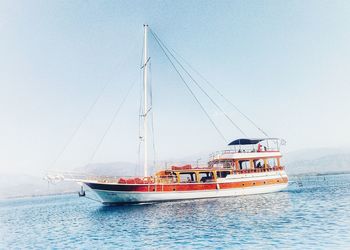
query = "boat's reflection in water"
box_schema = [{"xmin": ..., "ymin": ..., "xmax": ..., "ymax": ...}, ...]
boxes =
[{"xmin": 93, "ymin": 190, "xmax": 291, "ymax": 220}]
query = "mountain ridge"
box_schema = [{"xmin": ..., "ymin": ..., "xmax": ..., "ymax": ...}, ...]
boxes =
[{"xmin": 1, "ymin": 147, "xmax": 349, "ymax": 199}]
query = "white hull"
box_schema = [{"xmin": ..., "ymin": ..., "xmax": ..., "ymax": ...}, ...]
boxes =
[{"xmin": 88, "ymin": 183, "xmax": 288, "ymax": 205}]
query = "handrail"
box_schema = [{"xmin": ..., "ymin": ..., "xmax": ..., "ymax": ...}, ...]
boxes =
[
  {"xmin": 209, "ymin": 148, "xmax": 281, "ymax": 160},
  {"xmin": 210, "ymin": 148, "xmax": 279, "ymax": 156}
]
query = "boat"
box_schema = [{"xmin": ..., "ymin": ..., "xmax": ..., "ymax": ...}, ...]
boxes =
[
  {"xmin": 47, "ymin": 25, "xmax": 288, "ymax": 204},
  {"xmin": 82, "ymin": 137, "xmax": 288, "ymax": 204}
]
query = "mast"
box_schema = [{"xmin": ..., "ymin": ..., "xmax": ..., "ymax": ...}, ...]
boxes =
[{"xmin": 143, "ymin": 24, "xmax": 149, "ymax": 177}]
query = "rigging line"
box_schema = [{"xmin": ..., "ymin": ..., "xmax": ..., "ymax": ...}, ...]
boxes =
[
  {"xmin": 169, "ymin": 47, "xmax": 269, "ymax": 137},
  {"xmin": 149, "ymin": 29, "xmax": 228, "ymax": 144},
  {"xmin": 49, "ymin": 77, "xmax": 111, "ymax": 170},
  {"xmin": 83, "ymin": 194, "xmax": 102, "ymax": 203},
  {"xmin": 151, "ymin": 31, "xmax": 247, "ymax": 137},
  {"xmin": 49, "ymin": 43, "xmax": 140, "ymax": 170},
  {"xmin": 87, "ymin": 78, "xmax": 138, "ymax": 165}
]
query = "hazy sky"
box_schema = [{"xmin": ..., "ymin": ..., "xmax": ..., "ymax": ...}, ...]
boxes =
[{"xmin": 1, "ymin": 0, "xmax": 350, "ymax": 175}]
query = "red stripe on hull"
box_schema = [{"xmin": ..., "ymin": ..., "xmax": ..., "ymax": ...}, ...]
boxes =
[{"xmin": 85, "ymin": 177, "xmax": 288, "ymax": 193}]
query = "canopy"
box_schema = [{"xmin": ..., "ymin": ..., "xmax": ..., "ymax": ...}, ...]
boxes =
[
  {"xmin": 228, "ymin": 138, "xmax": 263, "ymax": 145},
  {"xmin": 228, "ymin": 138, "xmax": 280, "ymax": 146}
]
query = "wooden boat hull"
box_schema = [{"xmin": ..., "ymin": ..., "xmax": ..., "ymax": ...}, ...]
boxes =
[
  {"xmin": 92, "ymin": 183, "xmax": 288, "ymax": 204},
  {"xmin": 84, "ymin": 172, "xmax": 288, "ymax": 204}
]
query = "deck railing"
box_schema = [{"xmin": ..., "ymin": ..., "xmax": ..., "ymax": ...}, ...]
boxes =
[
  {"xmin": 46, "ymin": 166, "xmax": 285, "ymax": 185},
  {"xmin": 209, "ymin": 148, "xmax": 280, "ymax": 160},
  {"xmin": 210, "ymin": 148, "xmax": 277, "ymax": 156}
]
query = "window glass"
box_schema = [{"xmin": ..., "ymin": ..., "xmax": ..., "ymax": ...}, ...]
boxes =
[
  {"xmin": 223, "ymin": 161, "xmax": 232, "ymax": 168},
  {"xmin": 199, "ymin": 172, "xmax": 214, "ymax": 182},
  {"xmin": 179, "ymin": 173, "xmax": 195, "ymax": 183},
  {"xmin": 217, "ymin": 171, "xmax": 231, "ymax": 178},
  {"xmin": 268, "ymin": 158, "xmax": 277, "ymax": 167},
  {"xmin": 239, "ymin": 161, "xmax": 250, "ymax": 170},
  {"xmin": 255, "ymin": 159, "xmax": 264, "ymax": 168}
]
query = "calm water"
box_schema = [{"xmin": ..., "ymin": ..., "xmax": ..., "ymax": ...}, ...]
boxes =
[{"xmin": 1, "ymin": 174, "xmax": 350, "ymax": 249}]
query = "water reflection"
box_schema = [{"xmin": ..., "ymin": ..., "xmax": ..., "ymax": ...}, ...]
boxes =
[{"xmin": 93, "ymin": 191, "xmax": 291, "ymax": 218}]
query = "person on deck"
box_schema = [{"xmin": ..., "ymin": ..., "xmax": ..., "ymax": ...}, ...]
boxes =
[{"xmin": 257, "ymin": 162, "xmax": 262, "ymax": 168}]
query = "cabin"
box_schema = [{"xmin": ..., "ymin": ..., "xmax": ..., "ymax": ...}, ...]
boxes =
[{"xmin": 154, "ymin": 138, "xmax": 285, "ymax": 184}]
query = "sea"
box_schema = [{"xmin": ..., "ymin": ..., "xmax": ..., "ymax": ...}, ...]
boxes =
[{"xmin": 1, "ymin": 173, "xmax": 350, "ymax": 249}]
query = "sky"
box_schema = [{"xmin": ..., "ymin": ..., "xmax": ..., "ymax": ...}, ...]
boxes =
[{"xmin": 1, "ymin": 0, "xmax": 350, "ymax": 175}]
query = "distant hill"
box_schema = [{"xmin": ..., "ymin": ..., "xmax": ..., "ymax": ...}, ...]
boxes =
[
  {"xmin": 284, "ymin": 148, "xmax": 350, "ymax": 175},
  {"xmin": 0, "ymin": 162, "xmax": 143, "ymax": 199},
  {"xmin": 74, "ymin": 161, "xmax": 139, "ymax": 177},
  {"xmin": 0, "ymin": 147, "xmax": 349, "ymax": 199},
  {"xmin": 0, "ymin": 174, "xmax": 78, "ymax": 199},
  {"xmin": 284, "ymin": 147, "xmax": 349, "ymax": 162}
]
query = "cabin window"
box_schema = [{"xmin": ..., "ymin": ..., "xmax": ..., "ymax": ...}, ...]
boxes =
[
  {"xmin": 279, "ymin": 157, "xmax": 284, "ymax": 167},
  {"xmin": 268, "ymin": 158, "xmax": 277, "ymax": 168},
  {"xmin": 213, "ymin": 161, "xmax": 233, "ymax": 169},
  {"xmin": 212, "ymin": 162, "xmax": 224, "ymax": 168},
  {"xmin": 223, "ymin": 161, "xmax": 232, "ymax": 168},
  {"xmin": 217, "ymin": 171, "xmax": 231, "ymax": 178},
  {"xmin": 254, "ymin": 159, "xmax": 264, "ymax": 169},
  {"xmin": 199, "ymin": 172, "xmax": 214, "ymax": 183},
  {"xmin": 163, "ymin": 173, "xmax": 177, "ymax": 182},
  {"xmin": 179, "ymin": 173, "xmax": 196, "ymax": 183},
  {"xmin": 239, "ymin": 161, "xmax": 250, "ymax": 170}
]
